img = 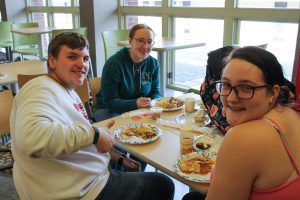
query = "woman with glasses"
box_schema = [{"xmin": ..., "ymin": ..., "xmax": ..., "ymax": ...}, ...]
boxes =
[
  {"xmin": 93, "ymin": 24, "xmax": 160, "ymax": 171},
  {"xmin": 93, "ymin": 24, "xmax": 160, "ymax": 122},
  {"xmin": 183, "ymin": 46, "xmax": 300, "ymax": 200}
]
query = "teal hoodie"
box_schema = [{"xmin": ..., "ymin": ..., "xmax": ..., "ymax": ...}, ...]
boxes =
[{"xmin": 95, "ymin": 47, "xmax": 161, "ymax": 114}]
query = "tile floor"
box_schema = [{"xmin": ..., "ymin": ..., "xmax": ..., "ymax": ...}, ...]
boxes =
[
  {"xmin": 0, "ymin": 173, "xmax": 19, "ymax": 200},
  {"xmin": 145, "ymin": 164, "xmax": 189, "ymax": 200}
]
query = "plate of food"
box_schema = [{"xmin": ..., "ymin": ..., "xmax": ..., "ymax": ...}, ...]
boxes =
[
  {"xmin": 151, "ymin": 97, "xmax": 184, "ymax": 111},
  {"xmin": 193, "ymin": 135, "xmax": 214, "ymax": 151},
  {"xmin": 174, "ymin": 151, "xmax": 216, "ymax": 183},
  {"xmin": 114, "ymin": 123, "xmax": 162, "ymax": 144}
]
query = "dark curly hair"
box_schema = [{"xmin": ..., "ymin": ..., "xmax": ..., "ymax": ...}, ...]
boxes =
[{"xmin": 224, "ymin": 46, "xmax": 296, "ymax": 106}]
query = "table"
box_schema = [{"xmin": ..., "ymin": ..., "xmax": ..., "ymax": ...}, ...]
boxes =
[
  {"xmin": 118, "ymin": 38, "xmax": 206, "ymax": 97},
  {"xmin": 0, "ymin": 60, "xmax": 48, "ymax": 92},
  {"xmin": 94, "ymin": 95, "xmax": 223, "ymax": 193},
  {"xmin": 11, "ymin": 27, "xmax": 55, "ymax": 61}
]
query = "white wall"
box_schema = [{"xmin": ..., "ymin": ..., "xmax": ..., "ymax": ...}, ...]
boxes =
[{"xmin": 0, "ymin": 0, "xmax": 27, "ymax": 22}]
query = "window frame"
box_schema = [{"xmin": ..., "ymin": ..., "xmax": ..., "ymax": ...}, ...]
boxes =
[
  {"xmin": 119, "ymin": 0, "xmax": 300, "ymax": 92},
  {"xmin": 25, "ymin": 0, "xmax": 80, "ymax": 29}
]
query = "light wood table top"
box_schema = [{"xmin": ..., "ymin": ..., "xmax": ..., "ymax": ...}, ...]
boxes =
[
  {"xmin": 11, "ymin": 27, "xmax": 54, "ymax": 35},
  {"xmin": 0, "ymin": 60, "xmax": 48, "ymax": 86},
  {"xmin": 94, "ymin": 95, "xmax": 224, "ymax": 193}
]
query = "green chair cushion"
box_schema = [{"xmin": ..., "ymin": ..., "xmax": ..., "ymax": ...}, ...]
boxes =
[{"xmin": 12, "ymin": 48, "xmax": 39, "ymax": 56}]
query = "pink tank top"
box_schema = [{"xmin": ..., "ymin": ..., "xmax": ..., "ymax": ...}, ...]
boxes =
[
  {"xmin": 210, "ymin": 118, "xmax": 300, "ymax": 200},
  {"xmin": 250, "ymin": 118, "xmax": 300, "ymax": 200}
]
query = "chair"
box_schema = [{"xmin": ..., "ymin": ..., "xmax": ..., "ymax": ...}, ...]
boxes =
[
  {"xmin": 17, "ymin": 73, "xmax": 90, "ymax": 104},
  {"xmin": 17, "ymin": 73, "xmax": 47, "ymax": 88},
  {"xmin": 0, "ymin": 90, "xmax": 14, "ymax": 173},
  {"xmin": 17, "ymin": 73, "xmax": 94, "ymax": 120},
  {"xmin": 51, "ymin": 27, "xmax": 88, "ymax": 38},
  {"xmin": 75, "ymin": 78, "xmax": 94, "ymax": 118},
  {"xmin": 101, "ymin": 29, "xmax": 130, "ymax": 61},
  {"xmin": 11, "ymin": 22, "xmax": 39, "ymax": 60},
  {"xmin": 0, "ymin": 21, "xmax": 14, "ymax": 62},
  {"xmin": 88, "ymin": 77, "xmax": 112, "ymax": 122},
  {"xmin": 75, "ymin": 78, "xmax": 91, "ymax": 105},
  {"xmin": 88, "ymin": 77, "xmax": 101, "ymax": 108}
]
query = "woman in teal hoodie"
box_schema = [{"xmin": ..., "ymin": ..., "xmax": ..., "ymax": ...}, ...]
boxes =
[{"xmin": 93, "ymin": 24, "xmax": 161, "ymax": 121}]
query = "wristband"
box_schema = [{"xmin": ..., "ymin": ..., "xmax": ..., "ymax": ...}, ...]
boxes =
[
  {"xmin": 92, "ymin": 126, "xmax": 99, "ymax": 144},
  {"xmin": 117, "ymin": 154, "xmax": 126, "ymax": 166}
]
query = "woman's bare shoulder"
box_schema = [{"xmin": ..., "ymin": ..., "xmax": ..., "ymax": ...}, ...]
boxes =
[
  {"xmin": 220, "ymin": 120, "xmax": 274, "ymax": 159},
  {"xmin": 225, "ymin": 120, "xmax": 270, "ymax": 143}
]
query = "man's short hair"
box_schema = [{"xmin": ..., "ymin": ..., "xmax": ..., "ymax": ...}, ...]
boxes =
[{"xmin": 47, "ymin": 32, "xmax": 89, "ymax": 66}]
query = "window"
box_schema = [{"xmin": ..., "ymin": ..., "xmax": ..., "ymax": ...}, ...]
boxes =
[
  {"xmin": 239, "ymin": 21, "xmax": 298, "ymax": 80},
  {"xmin": 125, "ymin": 15, "xmax": 162, "ymax": 37},
  {"xmin": 237, "ymin": 0, "xmax": 300, "ymax": 8},
  {"xmin": 51, "ymin": 0, "xmax": 72, "ymax": 6},
  {"xmin": 26, "ymin": 0, "xmax": 80, "ymax": 54},
  {"xmin": 32, "ymin": 12, "xmax": 49, "ymax": 50},
  {"xmin": 53, "ymin": 13, "xmax": 73, "ymax": 29},
  {"xmin": 125, "ymin": 15, "xmax": 162, "ymax": 58},
  {"xmin": 119, "ymin": 1, "xmax": 299, "ymax": 93},
  {"xmin": 122, "ymin": 0, "xmax": 162, "ymax": 6},
  {"xmin": 26, "ymin": 0, "xmax": 79, "ymax": 28},
  {"xmin": 172, "ymin": 0, "xmax": 225, "ymax": 7},
  {"xmin": 32, "ymin": 12, "xmax": 48, "ymax": 27},
  {"xmin": 27, "ymin": 0, "xmax": 46, "ymax": 6},
  {"xmin": 174, "ymin": 18, "xmax": 223, "ymax": 89}
]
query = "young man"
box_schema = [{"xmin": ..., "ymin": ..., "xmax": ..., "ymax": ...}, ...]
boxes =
[{"xmin": 10, "ymin": 32, "xmax": 174, "ymax": 200}]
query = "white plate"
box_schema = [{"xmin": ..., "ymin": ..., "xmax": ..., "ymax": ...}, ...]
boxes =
[
  {"xmin": 114, "ymin": 123, "xmax": 162, "ymax": 144},
  {"xmin": 175, "ymin": 112, "xmax": 211, "ymax": 127},
  {"xmin": 150, "ymin": 97, "xmax": 184, "ymax": 112},
  {"xmin": 193, "ymin": 135, "xmax": 214, "ymax": 151},
  {"xmin": 174, "ymin": 151, "xmax": 217, "ymax": 183}
]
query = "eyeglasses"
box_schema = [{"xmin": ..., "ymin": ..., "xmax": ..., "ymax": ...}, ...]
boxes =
[
  {"xmin": 215, "ymin": 81, "xmax": 269, "ymax": 99},
  {"xmin": 133, "ymin": 38, "xmax": 155, "ymax": 47}
]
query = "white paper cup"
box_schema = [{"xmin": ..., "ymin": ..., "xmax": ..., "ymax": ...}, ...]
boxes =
[
  {"xmin": 185, "ymin": 97, "xmax": 196, "ymax": 113},
  {"xmin": 150, "ymin": 107, "xmax": 163, "ymax": 120}
]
